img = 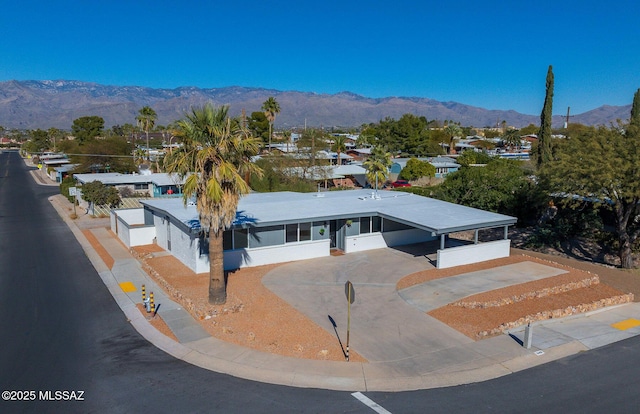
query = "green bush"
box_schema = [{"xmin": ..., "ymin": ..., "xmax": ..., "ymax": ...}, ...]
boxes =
[{"xmin": 59, "ymin": 176, "xmax": 76, "ymax": 204}]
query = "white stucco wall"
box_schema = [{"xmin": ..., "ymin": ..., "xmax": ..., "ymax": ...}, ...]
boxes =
[
  {"xmin": 110, "ymin": 212, "xmax": 117, "ymax": 232},
  {"xmin": 223, "ymin": 240, "xmax": 330, "ymax": 270},
  {"xmin": 128, "ymin": 226, "xmax": 156, "ymax": 246},
  {"xmin": 195, "ymin": 245, "xmax": 210, "ymax": 274},
  {"xmin": 111, "ymin": 208, "xmax": 156, "ymax": 247},
  {"xmin": 436, "ymin": 239, "xmax": 511, "ymax": 269},
  {"xmin": 153, "ymin": 215, "xmax": 168, "ymax": 249},
  {"xmin": 344, "ymin": 233, "xmax": 387, "ymax": 253},
  {"xmin": 167, "ymin": 221, "xmax": 199, "ymax": 272},
  {"xmin": 115, "ymin": 208, "xmax": 146, "ymax": 224}
]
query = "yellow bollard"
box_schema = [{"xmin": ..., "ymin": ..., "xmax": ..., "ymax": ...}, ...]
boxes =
[
  {"xmin": 150, "ymin": 292, "xmax": 155, "ymax": 314},
  {"xmin": 141, "ymin": 284, "xmax": 146, "ymax": 303}
]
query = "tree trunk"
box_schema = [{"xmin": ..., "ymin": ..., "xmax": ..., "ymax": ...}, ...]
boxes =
[
  {"xmin": 208, "ymin": 227, "xmax": 227, "ymax": 304},
  {"xmin": 619, "ymin": 236, "xmax": 634, "ymax": 269},
  {"xmin": 620, "ymin": 248, "xmax": 634, "ymax": 269}
]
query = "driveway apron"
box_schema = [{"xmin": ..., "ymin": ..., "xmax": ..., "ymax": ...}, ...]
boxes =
[{"xmin": 262, "ymin": 248, "xmax": 474, "ymax": 364}]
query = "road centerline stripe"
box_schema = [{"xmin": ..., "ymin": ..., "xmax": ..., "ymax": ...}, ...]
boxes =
[{"xmin": 351, "ymin": 392, "xmax": 392, "ymax": 414}]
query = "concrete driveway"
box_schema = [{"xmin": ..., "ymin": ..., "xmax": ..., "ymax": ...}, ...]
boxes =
[
  {"xmin": 263, "ymin": 247, "xmax": 577, "ymax": 371},
  {"xmin": 262, "ymin": 248, "xmax": 476, "ymax": 367}
]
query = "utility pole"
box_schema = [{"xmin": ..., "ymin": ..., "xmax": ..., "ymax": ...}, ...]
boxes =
[{"xmin": 564, "ymin": 106, "xmax": 571, "ymax": 129}]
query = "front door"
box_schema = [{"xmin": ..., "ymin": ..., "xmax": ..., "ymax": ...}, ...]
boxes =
[{"xmin": 330, "ymin": 219, "xmax": 345, "ymax": 250}]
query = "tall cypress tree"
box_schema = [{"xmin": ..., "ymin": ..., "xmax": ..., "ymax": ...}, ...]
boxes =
[
  {"xmin": 630, "ymin": 88, "xmax": 640, "ymax": 130},
  {"xmin": 537, "ymin": 65, "xmax": 554, "ymax": 168}
]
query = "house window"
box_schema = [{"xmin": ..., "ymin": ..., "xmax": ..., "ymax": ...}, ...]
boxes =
[
  {"xmin": 134, "ymin": 183, "xmax": 149, "ymax": 190},
  {"xmin": 372, "ymin": 216, "xmax": 382, "ymax": 232},
  {"xmin": 285, "ymin": 224, "xmax": 298, "ymax": 243},
  {"xmin": 360, "ymin": 217, "xmax": 371, "ymax": 234},
  {"xmin": 233, "ymin": 228, "xmax": 248, "ymax": 249},
  {"xmin": 222, "ymin": 228, "xmax": 249, "ymax": 250},
  {"xmin": 299, "ymin": 222, "xmax": 311, "ymax": 241},
  {"xmin": 249, "ymin": 225, "xmax": 284, "ymax": 247},
  {"xmin": 223, "ymin": 230, "xmax": 232, "ymax": 250}
]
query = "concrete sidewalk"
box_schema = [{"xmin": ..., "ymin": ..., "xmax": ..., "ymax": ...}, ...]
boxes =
[{"xmin": 48, "ymin": 193, "xmax": 640, "ymax": 392}]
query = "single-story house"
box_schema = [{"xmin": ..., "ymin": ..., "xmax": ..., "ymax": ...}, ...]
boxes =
[
  {"xmin": 74, "ymin": 172, "xmax": 187, "ymax": 197},
  {"xmin": 390, "ymin": 157, "xmax": 460, "ymax": 180},
  {"xmin": 111, "ymin": 189, "xmax": 516, "ymax": 273},
  {"xmin": 283, "ymin": 164, "xmax": 368, "ymax": 188},
  {"xmin": 346, "ymin": 147, "xmax": 372, "ymax": 162},
  {"xmin": 53, "ymin": 164, "xmax": 80, "ymax": 182}
]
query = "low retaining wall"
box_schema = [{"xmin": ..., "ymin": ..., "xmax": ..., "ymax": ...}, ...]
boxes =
[{"xmin": 437, "ymin": 239, "xmax": 511, "ymax": 269}]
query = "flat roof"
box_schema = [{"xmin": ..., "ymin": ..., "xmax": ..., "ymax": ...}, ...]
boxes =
[
  {"xmin": 74, "ymin": 172, "xmax": 186, "ymax": 186},
  {"xmin": 140, "ymin": 189, "xmax": 516, "ymax": 235}
]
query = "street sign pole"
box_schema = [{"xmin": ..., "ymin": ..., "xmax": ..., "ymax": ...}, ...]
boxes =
[{"xmin": 345, "ymin": 280, "xmax": 355, "ymax": 362}]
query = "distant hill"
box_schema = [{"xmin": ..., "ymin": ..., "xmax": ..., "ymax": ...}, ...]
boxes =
[{"xmin": 0, "ymin": 80, "xmax": 632, "ymax": 130}]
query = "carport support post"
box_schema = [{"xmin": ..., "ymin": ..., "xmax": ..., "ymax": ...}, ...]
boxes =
[
  {"xmin": 474, "ymin": 230, "xmax": 478, "ymax": 244},
  {"xmin": 440, "ymin": 234, "xmax": 445, "ymax": 250},
  {"xmin": 504, "ymin": 225, "xmax": 508, "ymax": 240}
]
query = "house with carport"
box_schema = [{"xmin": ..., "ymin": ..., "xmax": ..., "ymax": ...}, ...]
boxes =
[
  {"xmin": 111, "ymin": 189, "xmax": 516, "ymax": 273},
  {"xmin": 74, "ymin": 172, "xmax": 186, "ymax": 197}
]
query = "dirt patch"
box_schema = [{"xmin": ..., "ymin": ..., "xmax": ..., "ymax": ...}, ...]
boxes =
[
  {"xmin": 430, "ymin": 284, "xmax": 631, "ymax": 340},
  {"xmin": 135, "ymin": 303, "xmax": 179, "ymax": 342},
  {"xmin": 403, "ymin": 255, "xmax": 635, "ymax": 340},
  {"xmin": 83, "ymin": 229, "xmax": 114, "ymax": 269},
  {"xmin": 131, "ymin": 247, "xmax": 366, "ymax": 362}
]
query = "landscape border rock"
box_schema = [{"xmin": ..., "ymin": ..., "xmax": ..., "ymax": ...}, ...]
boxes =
[{"xmin": 476, "ymin": 293, "xmax": 635, "ymax": 339}]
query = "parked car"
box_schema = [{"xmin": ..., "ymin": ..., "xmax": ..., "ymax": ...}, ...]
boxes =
[{"xmin": 391, "ymin": 180, "xmax": 411, "ymax": 188}]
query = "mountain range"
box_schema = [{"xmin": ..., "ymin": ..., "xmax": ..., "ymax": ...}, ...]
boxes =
[{"xmin": 0, "ymin": 80, "xmax": 632, "ymax": 131}]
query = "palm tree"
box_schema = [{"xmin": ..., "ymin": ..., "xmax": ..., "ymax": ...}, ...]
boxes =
[
  {"xmin": 444, "ymin": 123, "xmax": 462, "ymax": 155},
  {"xmin": 261, "ymin": 97, "xmax": 280, "ymax": 152},
  {"xmin": 133, "ymin": 148, "xmax": 147, "ymax": 166},
  {"xmin": 163, "ymin": 104, "xmax": 262, "ymax": 304},
  {"xmin": 282, "ymin": 130, "xmax": 292, "ymax": 153},
  {"xmin": 136, "ymin": 106, "xmax": 157, "ymax": 161},
  {"xmin": 364, "ymin": 146, "xmax": 392, "ymax": 192},
  {"xmin": 502, "ymin": 129, "xmax": 522, "ymax": 152},
  {"xmin": 332, "ymin": 135, "xmax": 347, "ymax": 166}
]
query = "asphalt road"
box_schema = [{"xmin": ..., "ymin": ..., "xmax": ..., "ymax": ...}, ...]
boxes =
[{"xmin": 1, "ymin": 149, "xmax": 639, "ymax": 413}]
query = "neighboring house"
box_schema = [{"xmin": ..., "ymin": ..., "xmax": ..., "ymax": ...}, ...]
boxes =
[
  {"xmin": 282, "ymin": 164, "xmax": 368, "ymax": 188},
  {"xmin": 53, "ymin": 164, "xmax": 80, "ymax": 183},
  {"xmin": 390, "ymin": 157, "xmax": 460, "ymax": 181},
  {"xmin": 39, "ymin": 156, "xmax": 71, "ymax": 181},
  {"xmin": 73, "ymin": 172, "xmax": 186, "ymax": 198},
  {"xmin": 346, "ymin": 147, "xmax": 372, "ymax": 162},
  {"xmin": 111, "ymin": 189, "xmax": 516, "ymax": 273}
]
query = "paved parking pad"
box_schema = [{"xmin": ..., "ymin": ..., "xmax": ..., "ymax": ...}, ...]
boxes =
[{"xmin": 398, "ymin": 261, "xmax": 568, "ymax": 312}]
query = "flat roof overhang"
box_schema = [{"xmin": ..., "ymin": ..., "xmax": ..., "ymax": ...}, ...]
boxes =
[{"xmin": 140, "ymin": 190, "xmax": 517, "ymax": 236}]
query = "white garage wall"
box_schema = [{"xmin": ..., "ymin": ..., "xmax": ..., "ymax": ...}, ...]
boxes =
[
  {"xmin": 436, "ymin": 239, "xmax": 511, "ymax": 269},
  {"xmin": 223, "ymin": 240, "xmax": 330, "ymax": 270}
]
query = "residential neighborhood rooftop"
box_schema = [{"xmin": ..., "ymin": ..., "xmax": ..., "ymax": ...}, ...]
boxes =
[
  {"xmin": 141, "ymin": 189, "xmax": 517, "ymax": 235},
  {"xmin": 74, "ymin": 172, "xmax": 186, "ymax": 187}
]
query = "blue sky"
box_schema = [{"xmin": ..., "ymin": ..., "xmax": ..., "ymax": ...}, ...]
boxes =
[{"xmin": 1, "ymin": 0, "xmax": 639, "ymax": 115}]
